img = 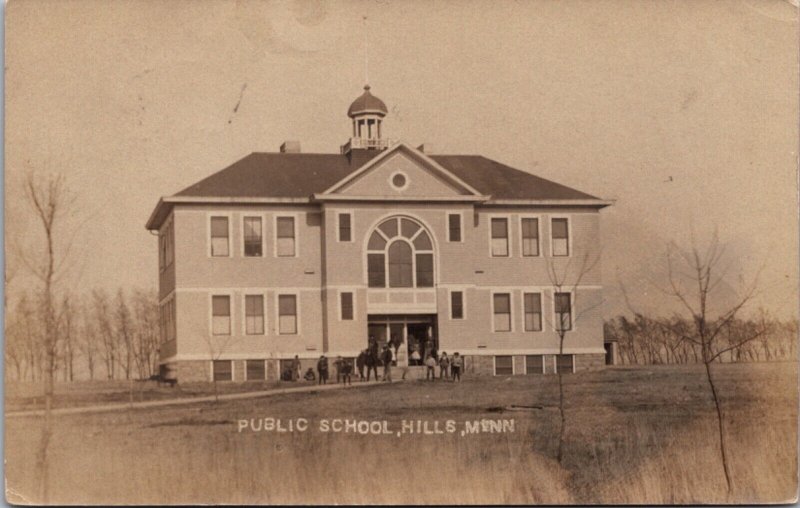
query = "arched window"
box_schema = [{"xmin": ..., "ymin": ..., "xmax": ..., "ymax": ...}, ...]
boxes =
[{"xmin": 367, "ymin": 217, "xmax": 434, "ymax": 288}]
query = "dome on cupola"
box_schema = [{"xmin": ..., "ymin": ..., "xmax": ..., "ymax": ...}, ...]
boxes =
[{"xmin": 347, "ymin": 84, "xmax": 388, "ymax": 118}]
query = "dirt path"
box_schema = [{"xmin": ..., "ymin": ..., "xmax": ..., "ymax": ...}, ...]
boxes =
[{"xmin": 5, "ymin": 380, "xmax": 395, "ymax": 418}]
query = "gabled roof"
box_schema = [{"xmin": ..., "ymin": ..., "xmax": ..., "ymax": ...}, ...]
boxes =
[{"xmin": 147, "ymin": 148, "xmax": 608, "ymax": 229}]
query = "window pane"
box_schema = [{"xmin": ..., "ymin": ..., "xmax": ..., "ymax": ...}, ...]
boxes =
[
  {"xmin": 245, "ymin": 295, "xmax": 264, "ymax": 335},
  {"xmin": 378, "ymin": 218, "xmax": 398, "ymax": 238},
  {"xmin": 491, "ymin": 238, "xmax": 508, "ymax": 257},
  {"xmin": 416, "ymin": 253, "xmax": 434, "ymax": 287},
  {"xmin": 522, "ymin": 218, "xmax": 539, "ymax": 238},
  {"xmin": 552, "ymin": 218, "xmax": 568, "ymax": 239},
  {"xmin": 368, "ymin": 231, "xmax": 386, "ymax": 250},
  {"xmin": 246, "ymin": 360, "xmax": 265, "ymax": 381},
  {"xmin": 278, "ymin": 295, "xmax": 296, "ymax": 316},
  {"xmin": 493, "ymin": 294, "xmax": 511, "ymax": 332},
  {"xmin": 210, "ymin": 217, "xmax": 229, "ymax": 237},
  {"xmin": 212, "ymin": 295, "xmax": 230, "ymax": 316},
  {"xmin": 491, "ymin": 218, "xmax": 508, "ymax": 238},
  {"xmin": 213, "ymin": 360, "xmax": 232, "ymax": 381},
  {"xmin": 279, "ymin": 315, "xmax": 297, "ymax": 334},
  {"xmin": 244, "ymin": 217, "xmax": 263, "ymax": 257},
  {"xmin": 400, "ymin": 219, "xmax": 420, "ymax": 238},
  {"xmin": 413, "ymin": 231, "xmax": 432, "ymax": 250},
  {"xmin": 388, "ymin": 242, "xmax": 413, "ymax": 288},
  {"xmin": 522, "ymin": 238, "xmax": 539, "ymax": 257},
  {"xmin": 526, "ymin": 355, "xmax": 544, "ymax": 374},
  {"xmin": 341, "ymin": 292, "xmax": 354, "ymax": 320},
  {"xmin": 555, "ymin": 293, "xmax": 572, "ymax": 331},
  {"xmin": 448, "ymin": 214, "xmax": 462, "ymax": 242},
  {"xmin": 367, "ymin": 253, "xmax": 386, "ymax": 288},
  {"xmin": 495, "ymin": 356, "xmax": 513, "ymax": 375},
  {"xmin": 494, "ymin": 294, "xmax": 510, "ymax": 313},
  {"xmin": 339, "ymin": 214, "xmax": 352, "ymax": 242},
  {"xmin": 277, "ymin": 217, "xmax": 295, "ymax": 238},
  {"xmin": 522, "ymin": 218, "xmax": 539, "ymax": 256},
  {"xmin": 556, "ymin": 354, "xmax": 573, "ymax": 374},
  {"xmin": 451, "ymin": 291, "xmax": 464, "ymax": 319},
  {"xmin": 277, "ymin": 238, "xmax": 295, "ymax": 257}
]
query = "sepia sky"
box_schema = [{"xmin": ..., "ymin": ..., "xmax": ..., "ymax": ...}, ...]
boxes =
[{"xmin": 5, "ymin": 0, "xmax": 799, "ymax": 318}]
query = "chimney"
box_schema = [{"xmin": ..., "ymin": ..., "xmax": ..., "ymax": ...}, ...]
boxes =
[
  {"xmin": 417, "ymin": 143, "xmax": 435, "ymax": 154},
  {"xmin": 280, "ymin": 140, "xmax": 301, "ymax": 153}
]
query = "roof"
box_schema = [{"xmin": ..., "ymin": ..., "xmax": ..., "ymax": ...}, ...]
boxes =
[
  {"xmin": 147, "ymin": 147, "xmax": 608, "ymax": 229},
  {"xmin": 174, "ymin": 152, "xmax": 598, "ymax": 201},
  {"xmin": 347, "ymin": 85, "xmax": 388, "ymax": 117}
]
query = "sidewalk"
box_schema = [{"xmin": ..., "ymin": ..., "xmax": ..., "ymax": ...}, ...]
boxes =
[{"xmin": 6, "ymin": 379, "xmax": 397, "ymax": 419}]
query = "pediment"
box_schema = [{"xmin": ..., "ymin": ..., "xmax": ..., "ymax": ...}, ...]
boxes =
[{"xmin": 320, "ymin": 143, "xmax": 484, "ymax": 200}]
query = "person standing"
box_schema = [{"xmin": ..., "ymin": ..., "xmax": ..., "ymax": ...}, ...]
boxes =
[
  {"xmin": 381, "ymin": 345, "xmax": 393, "ymax": 382},
  {"xmin": 291, "ymin": 355, "xmax": 301, "ymax": 382},
  {"xmin": 334, "ymin": 356, "xmax": 343, "ymax": 384},
  {"xmin": 451, "ymin": 352, "xmax": 462, "ymax": 383},
  {"xmin": 317, "ymin": 355, "xmax": 329, "ymax": 385},
  {"xmin": 340, "ymin": 358, "xmax": 352, "ymax": 386},
  {"xmin": 356, "ymin": 349, "xmax": 367, "ymax": 381},
  {"xmin": 439, "ymin": 352, "xmax": 450, "ymax": 380},
  {"xmin": 425, "ymin": 353, "xmax": 436, "ymax": 381}
]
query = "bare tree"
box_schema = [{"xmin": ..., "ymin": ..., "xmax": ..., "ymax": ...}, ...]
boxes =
[
  {"xmin": 92, "ymin": 288, "xmax": 117, "ymax": 380},
  {"xmin": 20, "ymin": 170, "xmax": 77, "ymax": 503},
  {"xmin": 545, "ymin": 251, "xmax": 601, "ymax": 464},
  {"xmin": 58, "ymin": 294, "xmax": 77, "ymax": 382},
  {"xmin": 77, "ymin": 295, "xmax": 100, "ymax": 381},
  {"xmin": 131, "ymin": 288, "xmax": 160, "ymax": 380},
  {"xmin": 661, "ymin": 231, "xmax": 766, "ymax": 495}
]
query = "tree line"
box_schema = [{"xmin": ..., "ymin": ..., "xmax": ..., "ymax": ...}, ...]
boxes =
[
  {"xmin": 5, "ymin": 287, "xmax": 160, "ymax": 383},
  {"xmin": 604, "ymin": 311, "xmax": 797, "ymax": 366}
]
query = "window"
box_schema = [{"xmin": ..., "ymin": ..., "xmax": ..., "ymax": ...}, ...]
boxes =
[
  {"xmin": 159, "ymin": 232, "xmax": 166, "ymax": 269},
  {"xmin": 448, "ymin": 213, "xmax": 462, "ymax": 242},
  {"xmin": 244, "ymin": 295, "xmax": 264, "ymax": 335},
  {"xmin": 276, "ymin": 216, "xmax": 296, "ymax": 257},
  {"xmin": 388, "ymin": 242, "xmax": 413, "ymax": 287},
  {"xmin": 556, "ymin": 354, "xmax": 574, "ymax": 374},
  {"xmin": 367, "ymin": 217, "xmax": 434, "ymax": 288},
  {"xmin": 243, "ymin": 217, "xmax": 263, "ymax": 257},
  {"xmin": 278, "ymin": 295, "xmax": 298, "ymax": 335},
  {"xmin": 450, "ymin": 291, "xmax": 464, "ymax": 319},
  {"xmin": 211, "ymin": 295, "xmax": 231, "ymax": 335},
  {"xmin": 340, "ymin": 292, "xmax": 354, "ymax": 320},
  {"xmin": 495, "ymin": 356, "xmax": 513, "ymax": 376},
  {"xmin": 416, "ymin": 254, "xmax": 434, "ymax": 287},
  {"xmin": 159, "ymin": 298, "xmax": 176, "ymax": 343},
  {"xmin": 213, "ymin": 360, "xmax": 232, "ymax": 381},
  {"xmin": 338, "ymin": 213, "xmax": 352, "ymax": 242},
  {"xmin": 524, "ymin": 293, "xmax": 543, "ymax": 331},
  {"xmin": 521, "ymin": 218, "xmax": 539, "ymax": 257},
  {"xmin": 246, "ymin": 360, "xmax": 265, "ymax": 381},
  {"xmin": 554, "ymin": 292, "xmax": 572, "ymax": 331},
  {"xmin": 159, "ymin": 220, "xmax": 174, "ymax": 271},
  {"xmin": 210, "ymin": 216, "xmax": 230, "ymax": 257},
  {"xmin": 526, "ymin": 355, "xmax": 544, "ymax": 374},
  {"xmin": 551, "ymin": 218, "xmax": 570, "ymax": 256},
  {"xmin": 367, "ymin": 254, "xmax": 386, "ymax": 288},
  {"xmin": 490, "ymin": 218, "xmax": 509, "ymax": 257},
  {"xmin": 493, "ymin": 293, "xmax": 512, "ymax": 332}
]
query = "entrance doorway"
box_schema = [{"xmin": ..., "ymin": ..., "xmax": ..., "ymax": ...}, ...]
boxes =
[{"xmin": 367, "ymin": 315, "xmax": 437, "ymax": 367}]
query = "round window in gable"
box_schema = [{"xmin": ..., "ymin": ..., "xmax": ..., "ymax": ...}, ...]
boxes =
[{"xmin": 390, "ymin": 172, "xmax": 408, "ymax": 190}]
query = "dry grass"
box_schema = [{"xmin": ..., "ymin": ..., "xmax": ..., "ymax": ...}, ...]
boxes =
[{"xmin": 5, "ymin": 362, "xmax": 797, "ymax": 504}]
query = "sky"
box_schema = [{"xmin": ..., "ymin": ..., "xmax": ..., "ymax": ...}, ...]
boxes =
[{"xmin": 5, "ymin": 0, "xmax": 799, "ymax": 319}]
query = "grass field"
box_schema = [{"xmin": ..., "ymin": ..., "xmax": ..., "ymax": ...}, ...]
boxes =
[{"xmin": 5, "ymin": 362, "xmax": 798, "ymax": 504}]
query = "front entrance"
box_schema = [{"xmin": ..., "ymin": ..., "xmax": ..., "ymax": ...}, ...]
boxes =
[{"xmin": 367, "ymin": 315, "xmax": 438, "ymax": 367}]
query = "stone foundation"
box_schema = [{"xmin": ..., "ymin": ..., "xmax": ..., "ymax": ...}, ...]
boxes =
[{"xmin": 165, "ymin": 353, "xmax": 606, "ymax": 383}]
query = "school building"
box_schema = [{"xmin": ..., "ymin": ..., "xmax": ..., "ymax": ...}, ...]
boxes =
[{"xmin": 145, "ymin": 85, "xmax": 612, "ymax": 382}]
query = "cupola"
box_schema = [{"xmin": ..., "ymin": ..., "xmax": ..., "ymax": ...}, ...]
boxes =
[{"xmin": 341, "ymin": 85, "xmax": 390, "ymax": 154}]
